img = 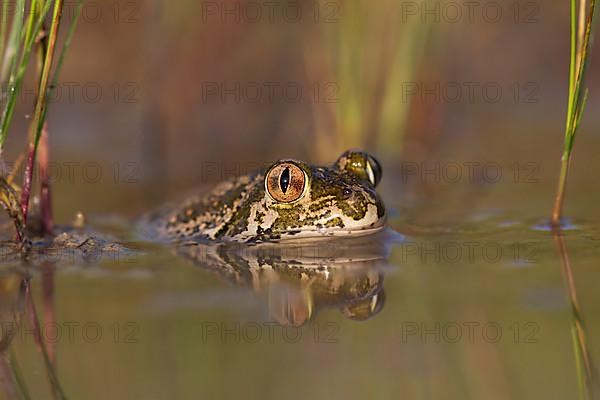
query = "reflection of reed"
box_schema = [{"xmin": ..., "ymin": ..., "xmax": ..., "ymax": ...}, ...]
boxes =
[
  {"xmin": 0, "ymin": 267, "xmax": 66, "ymax": 399},
  {"xmin": 0, "ymin": 270, "xmax": 28, "ymax": 399},
  {"xmin": 552, "ymin": 228, "xmax": 597, "ymax": 399},
  {"xmin": 42, "ymin": 263, "xmax": 56, "ymax": 366},
  {"xmin": 24, "ymin": 278, "xmax": 67, "ymax": 400},
  {"xmin": 0, "ymin": 356, "xmax": 19, "ymax": 399},
  {"xmin": 0, "ymin": 351, "xmax": 32, "ymax": 400}
]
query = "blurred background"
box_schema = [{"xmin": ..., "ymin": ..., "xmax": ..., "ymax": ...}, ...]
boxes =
[
  {"xmin": 2, "ymin": 0, "xmax": 598, "ymax": 225},
  {"xmin": 2, "ymin": 1, "xmax": 600, "ymax": 399}
]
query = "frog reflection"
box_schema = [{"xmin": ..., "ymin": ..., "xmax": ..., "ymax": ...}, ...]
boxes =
[{"xmin": 175, "ymin": 234, "xmax": 390, "ymax": 326}]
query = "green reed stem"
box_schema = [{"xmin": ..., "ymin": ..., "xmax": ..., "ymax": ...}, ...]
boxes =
[
  {"xmin": 20, "ymin": 0, "xmax": 64, "ymax": 225},
  {"xmin": 28, "ymin": 0, "xmax": 63, "ymax": 153},
  {"xmin": 0, "ymin": 0, "xmax": 24, "ymax": 84},
  {"xmin": 0, "ymin": 0, "xmax": 52, "ymax": 150},
  {"xmin": 552, "ymin": 0, "xmax": 597, "ymax": 225},
  {"xmin": 0, "ymin": 1, "xmax": 11, "ymax": 73}
]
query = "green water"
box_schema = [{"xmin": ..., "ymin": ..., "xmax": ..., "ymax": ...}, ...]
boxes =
[{"xmin": 1, "ymin": 208, "xmax": 598, "ymax": 400}]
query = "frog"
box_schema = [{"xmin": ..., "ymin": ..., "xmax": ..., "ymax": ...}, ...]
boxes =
[{"xmin": 142, "ymin": 150, "xmax": 386, "ymax": 243}]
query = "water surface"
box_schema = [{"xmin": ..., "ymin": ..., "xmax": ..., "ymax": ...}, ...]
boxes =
[{"xmin": 1, "ymin": 204, "xmax": 598, "ymax": 400}]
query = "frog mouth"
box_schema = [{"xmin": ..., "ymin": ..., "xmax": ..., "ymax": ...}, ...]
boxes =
[{"xmin": 277, "ymin": 219, "xmax": 387, "ymax": 242}]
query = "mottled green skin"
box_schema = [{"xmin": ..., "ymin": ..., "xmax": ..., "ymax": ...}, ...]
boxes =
[{"xmin": 144, "ymin": 152, "xmax": 386, "ymax": 243}]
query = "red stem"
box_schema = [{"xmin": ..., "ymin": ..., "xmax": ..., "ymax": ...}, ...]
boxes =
[
  {"xmin": 20, "ymin": 145, "xmax": 35, "ymax": 228},
  {"xmin": 19, "ymin": 122, "xmax": 53, "ymax": 235},
  {"xmin": 39, "ymin": 122, "xmax": 53, "ymax": 234}
]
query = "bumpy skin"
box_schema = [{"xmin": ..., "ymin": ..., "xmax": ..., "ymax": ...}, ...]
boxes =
[{"xmin": 144, "ymin": 151, "xmax": 386, "ymax": 243}]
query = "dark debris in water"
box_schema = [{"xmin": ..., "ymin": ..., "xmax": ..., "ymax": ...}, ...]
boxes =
[{"xmin": 0, "ymin": 225, "xmax": 136, "ymax": 267}]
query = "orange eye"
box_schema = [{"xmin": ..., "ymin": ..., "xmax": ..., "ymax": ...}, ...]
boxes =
[{"xmin": 265, "ymin": 162, "xmax": 307, "ymax": 203}]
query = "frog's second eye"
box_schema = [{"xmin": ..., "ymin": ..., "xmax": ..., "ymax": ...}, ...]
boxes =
[
  {"xmin": 336, "ymin": 150, "xmax": 382, "ymax": 187},
  {"xmin": 265, "ymin": 162, "xmax": 307, "ymax": 203}
]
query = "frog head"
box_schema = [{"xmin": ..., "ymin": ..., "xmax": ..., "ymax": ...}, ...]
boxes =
[{"xmin": 254, "ymin": 150, "xmax": 386, "ymax": 241}]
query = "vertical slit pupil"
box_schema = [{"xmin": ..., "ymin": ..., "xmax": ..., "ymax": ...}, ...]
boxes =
[{"xmin": 280, "ymin": 167, "xmax": 290, "ymax": 193}]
